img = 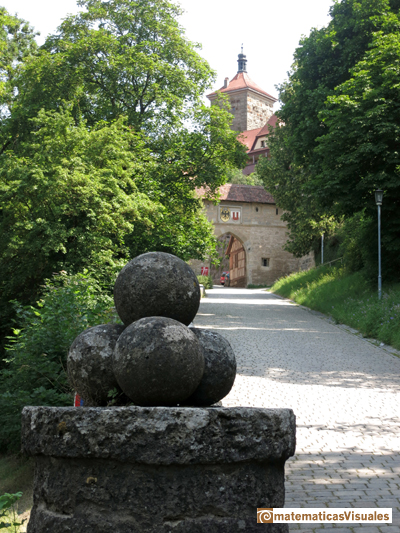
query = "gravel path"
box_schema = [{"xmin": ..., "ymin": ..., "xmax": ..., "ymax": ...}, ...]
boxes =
[{"xmin": 193, "ymin": 288, "xmax": 400, "ymax": 532}]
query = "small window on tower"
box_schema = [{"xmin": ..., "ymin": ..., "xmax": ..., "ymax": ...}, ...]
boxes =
[
  {"xmin": 261, "ymin": 140, "xmax": 265, "ymax": 147},
  {"xmin": 276, "ymin": 208, "xmax": 279, "ymax": 215},
  {"xmin": 262, "ymin": 258, "xmax": 270, "ymax": 267}
]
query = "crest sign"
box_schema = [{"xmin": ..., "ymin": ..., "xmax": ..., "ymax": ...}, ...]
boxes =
[{"xmin": 219, "ymin": 206, "xmax": 242, "ymax": 224}]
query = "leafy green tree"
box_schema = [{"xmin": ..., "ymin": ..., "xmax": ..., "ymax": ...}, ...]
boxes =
[
  {"xmin": 226, "ymin": 167, "xmax": 264, "ymax": 186},
  {"xmin": 256, "ymin": 123, "xmax": 338, "ymax": 257},
  {"xmin": 257, "ymin": 0, "xmax": 400, "ymax": 276},
  {"xmin": 7, "ymin": 0, "xmax": 246, "ymax": 185},
  {"xmin": 317, "ymin": 29, "xmax": 400, "ymax": 278},
  {"xmin": 0, "ymin": 1, "xmax": 247, "ymax": 351},
  {"xmin": 10, "ymin": 0, "xmax": 215, "ymax": 137},
  {"xmin": 0, "ymin": 108, "xmax": 159, "ymax": 313},
  {"xmin": 0, "ymin": 7, "xmax": 37, "ymax": 117}
]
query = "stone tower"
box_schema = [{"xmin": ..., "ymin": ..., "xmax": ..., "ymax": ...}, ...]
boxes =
[{"xmin": 207, "ymin": 49, "xmax": 277, "ymax": 132}]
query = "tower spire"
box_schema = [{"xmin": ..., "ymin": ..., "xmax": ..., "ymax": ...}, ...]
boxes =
[{"xmin": 237, "ymin": 45, "xmax": 247, "ymax": 73}]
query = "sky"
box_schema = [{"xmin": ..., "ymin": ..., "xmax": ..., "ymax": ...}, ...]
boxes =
[{"xmin": 2, "ymin": 0, "xmax": 335, "ymax": 103}]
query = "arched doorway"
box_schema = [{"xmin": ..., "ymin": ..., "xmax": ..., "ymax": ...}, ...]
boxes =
[
  {"xmin": 226, "ymin": 235, "xmax": 247, "ymax": 287},
  {"xmin": 210, "ymin": 233, "xmax": 247, "ymax": 287}
]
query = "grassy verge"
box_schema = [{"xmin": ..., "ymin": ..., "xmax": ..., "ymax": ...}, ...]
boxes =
[{"xmin": 271, "ymin": 266, "xmax": 400, "ymax": 351}]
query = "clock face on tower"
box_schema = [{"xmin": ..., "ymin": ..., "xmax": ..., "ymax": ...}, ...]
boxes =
[{"xmin": 220, "ymin": 207, "xmax": 230, "ymax": 222}]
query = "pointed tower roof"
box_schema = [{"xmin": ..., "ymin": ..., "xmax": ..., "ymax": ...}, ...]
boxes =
[
  {"xmin": 207, "ymin": 49, "xmax": 277, "ymax": 101},
  {"xmin": 208, "ymin": 71, "xmax": 277, "ymax": 101}
]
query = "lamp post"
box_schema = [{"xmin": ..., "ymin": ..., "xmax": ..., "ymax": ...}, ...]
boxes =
[
  {"xmin": 321, "ymin": 233, "xmax": 324, "ymax": 265},
  {"xmin": 375, "ymin": 189, "xmax": 383, "ymax": 300}
]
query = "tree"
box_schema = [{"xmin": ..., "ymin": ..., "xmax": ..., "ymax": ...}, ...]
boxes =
[
  {"xmin": 226, "ymin": 167, "xmax": 264, "ymax": 186},
  {"xmin": 8, "ymin": 0, "xmax": 214, "ymax": 139},
  {"xmin": 0, "ymin": 109, "xmax": 149, "ymax": 341},
  {"xmin": 0, "ymin": 7, "xmax": 37, "ymax": 149},
  {"xmin": 256, "ymin": 123, "xmax": 337, "ymax": 257},
  {"xmin": 0, "ymin": 1, "xmax": 247, "ymax": 353},
  {"xmin": 257, "ymin": 0, "xmax": 400, "ymax": 277},
  {"xmin": 316, "ymin": 29, "xmax": 400, "ymax": 278}
]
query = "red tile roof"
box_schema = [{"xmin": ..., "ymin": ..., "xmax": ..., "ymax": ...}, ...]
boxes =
[
  {"xmin": 239, "ymin": 114, "xmax": 278, "ymax": 152},
  {"xmin": 207, "ymin": 72, "xmax": 277, "ymax": 101},
  {"xmin": 198, "ymin": 184, "xmax": 275, "ymax": 205},
  {"xmin": 239, "ymin": 127, "xmax": 263, "ymax": 150},
  {"xmin": 258, "ymin": 114, "xmax": 279, "ymax": 135}
]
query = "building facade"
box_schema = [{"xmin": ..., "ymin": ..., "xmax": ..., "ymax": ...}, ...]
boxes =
[{"xmin": 191, "ymin": 184, "xmax": 314, "ymax": 286}]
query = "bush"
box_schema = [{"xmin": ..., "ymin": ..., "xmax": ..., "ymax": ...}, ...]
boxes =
[
  {"xmin": 197, "ymin": 275, "xmax": 213, "ymax": 290},
  {"xmin": 0, "ymin": 271, "xmax": 117, "ymax": 452},
  {"xmin": 0, "ymin": 491, "xmax": 25, "ymax": 532}
]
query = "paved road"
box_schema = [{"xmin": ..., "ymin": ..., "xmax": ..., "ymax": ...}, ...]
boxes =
[{"xmin": 193, "ymin": 288, "xmax": 400, "ymax": 532}]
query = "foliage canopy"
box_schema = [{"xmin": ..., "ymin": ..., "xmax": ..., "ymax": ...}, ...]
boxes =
[
  {"xmin": 0, "ymin": 1, "xmax": 247, "ymax": 351},
  {"xmin": 257, "ymin": 0, "xmax": 400, "ymax": 277}
]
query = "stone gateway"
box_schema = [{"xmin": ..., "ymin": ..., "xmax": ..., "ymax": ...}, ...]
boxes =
[{"xmin": 192, "ymin": 52, "xmax": 314, "ymax": 286}]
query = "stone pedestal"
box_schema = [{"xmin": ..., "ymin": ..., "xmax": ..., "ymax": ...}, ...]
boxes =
[{"xmin": 22, "ymin": 406, "xmax": 295, "ymax": 532}]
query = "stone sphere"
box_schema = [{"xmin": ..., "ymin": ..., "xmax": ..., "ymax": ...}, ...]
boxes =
[
  {"xmin": 113, "ymin": 317, "xmax": 204, "ymax": 406},
  {"xmin": 113, "ymin": 252, "xmax": 200, "ymax": 326},
  {"xmin": 68, "ymin": 323, "xmax": 126, "ymax": 406},
  {"xmin": 185, "ymin": 328, "xmax": 237, "ymax": 406}
]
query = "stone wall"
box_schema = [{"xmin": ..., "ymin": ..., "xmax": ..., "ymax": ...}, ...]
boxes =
[
  {"xmin": 197, "ymin": 200, "xmax": 314, "ymax": 286},
  {"xmin": 246, "ymin": 93, "xmax": 274, "ymax": 131},
  {"xmin": 230, "ymin": 91, "xmax": 248, "ymax": 132},
  {"xmin": 22, "ymin": 405, "xmax": 295, "ymax": 533},
  {"xmin": 228, "ymin": 90, "xmax": 274, "ymax": 132}
]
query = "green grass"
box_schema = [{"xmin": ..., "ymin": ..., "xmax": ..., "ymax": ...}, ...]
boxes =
[{"xmin": 271, "ymin": 266, "xmax": 400, "ymax": 351}]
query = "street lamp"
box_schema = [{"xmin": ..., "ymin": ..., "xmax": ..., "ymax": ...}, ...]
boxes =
[{"xmin": 375, "ymin": 189, "xmax": 383, "ymax": 300}]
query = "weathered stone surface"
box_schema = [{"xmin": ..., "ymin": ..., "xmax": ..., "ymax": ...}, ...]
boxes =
[
  {"xmin": 113, "ymin": 252, "xmax": 200, "ymax": 326},
  {"xmin": 186, "ymin": 328, "xmax": 236, "ymax": 406},
  {"xmin": 22, "ymin": 406, "xmax": 295, "ymax": 533},
  {"xmin": 27, "ymin": 458, "xmax": 288, "ymax": 532},
  {"xmin": 21, "ymin": 406, "xmax": 296, "ymax": 464},
  {"xmin": 113, "ymin": 317, "xmax": 204, "ymax": 406},
  {"xmin": 67, "ymin": 323, "xmax": 125, "ymax": 406}
]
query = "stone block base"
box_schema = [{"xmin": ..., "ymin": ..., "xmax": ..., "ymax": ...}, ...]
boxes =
[{"xmin": 22, "ymin": 406, "xmax": 296, "ymax": 532}]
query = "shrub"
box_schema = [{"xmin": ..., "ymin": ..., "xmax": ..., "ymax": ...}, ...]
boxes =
[
  {"xmin": 0, "ymin": 492, "xmax": 24, "ymax": 532},
  {"xmin": 197, "ymin": 275, "xmax": 213, "ymax": 290},
  {"xmin": 0, "ymin": 271, "xmax": 117, "ymax": 452}
]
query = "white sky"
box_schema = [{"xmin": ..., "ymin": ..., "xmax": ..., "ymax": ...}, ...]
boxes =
[{"xmin": 2, "ymin": 0, "xmax": 335, "ymax": 102}]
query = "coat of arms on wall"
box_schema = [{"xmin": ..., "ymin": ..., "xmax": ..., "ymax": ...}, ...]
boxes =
[
  {"xmin": 220, "ymin": 207, "xmax": 230, "ymax": 222},
  {"xmin": 219, "ymin": 206, "xmax": 241, "ymax": 224}
]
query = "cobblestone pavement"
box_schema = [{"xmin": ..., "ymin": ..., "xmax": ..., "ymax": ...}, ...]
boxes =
[{"xmin": 193, "ymin": 288, "xmax": 400, "ymax": 532}]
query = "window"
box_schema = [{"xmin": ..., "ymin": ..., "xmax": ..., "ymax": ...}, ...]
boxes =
[
  {"xmin": 276, "ymin": 208, "xmax": 279, "ymax": 215},
  {"xmin": 261, "ymin": 140, "xmax": 265, "ymax": 148},
  {"xmin": 256, "ymin": 207, "xmax": 259, "ymax": 212},
  {"xmin": 261, "ymin": 258, "xmax": 270, "ymax": 267}
]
